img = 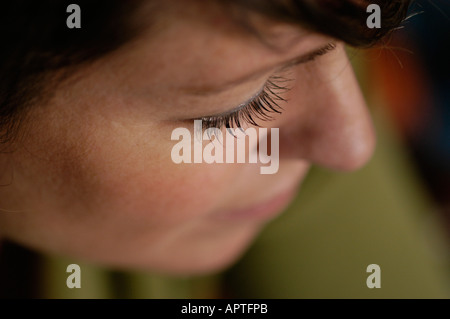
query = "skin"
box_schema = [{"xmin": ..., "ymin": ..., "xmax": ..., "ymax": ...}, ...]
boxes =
[{"xmin": 0, "ymin": 1, "xmax": 375, "ymax": 275}]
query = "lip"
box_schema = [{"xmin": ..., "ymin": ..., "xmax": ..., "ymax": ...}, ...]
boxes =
[{"xmin": 214, "ymin": 187, "xmax": 298, "ymax": 222}]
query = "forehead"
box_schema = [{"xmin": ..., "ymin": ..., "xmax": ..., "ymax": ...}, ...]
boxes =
[
  {"xmin": 147, "ymin": 0, "xmax": 312, "ymax": 50},
  {"xmin": 115, "ymin": 0, "xmax": 327, "ymax": 89}
]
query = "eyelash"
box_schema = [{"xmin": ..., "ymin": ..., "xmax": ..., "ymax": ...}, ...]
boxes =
[
  {"xmin": 200, "ymin": 75, "xmax": 292, "ymax": 130},
  {"xmin": 194, "ymin": 42, "xmax": 337, "ymax": 131}
]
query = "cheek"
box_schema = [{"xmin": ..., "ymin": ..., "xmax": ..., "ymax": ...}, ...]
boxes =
[{"xmin": 48, "ymin": 119, "xmax": 239, "ymax": 229}]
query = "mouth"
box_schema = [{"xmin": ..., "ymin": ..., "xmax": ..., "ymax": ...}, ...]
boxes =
[{"xmin": 213, "ymin": 186, "xmax": 299, "ymax": 222}]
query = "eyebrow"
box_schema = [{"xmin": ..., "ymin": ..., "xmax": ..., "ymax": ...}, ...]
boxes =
[{"xmin": 182, "ymin": 42, "xmax": 337, "ymax": 96}]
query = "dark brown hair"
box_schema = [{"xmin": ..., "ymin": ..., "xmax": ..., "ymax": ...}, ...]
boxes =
[
  {"xmin": 228, "ymin": 0, "xmax": 410, "ymax": 47},
  {"xmin": 0, "ymin": 0, "xmax": 411, "ymax": 146}
]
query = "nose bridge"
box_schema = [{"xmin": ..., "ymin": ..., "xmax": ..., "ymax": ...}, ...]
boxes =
[{"xmin": 279, "ymin": 49, "xmax": 376, "ymax": 171}]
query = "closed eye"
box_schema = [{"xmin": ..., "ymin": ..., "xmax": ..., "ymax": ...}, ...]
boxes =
[
  {"xmin": 198, "ymin": 75, "xmax": 291, "ymax": 130},
  {"xmin": 193, "ymin": 41, "xmax": 337, "ymax": 130}
]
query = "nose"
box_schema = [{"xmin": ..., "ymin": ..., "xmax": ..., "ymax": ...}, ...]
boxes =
[{"xmin": 278, "ymin": 45, "xmax": 376, "ymax": 171}]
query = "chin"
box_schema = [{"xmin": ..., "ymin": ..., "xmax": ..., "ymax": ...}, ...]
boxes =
[
  {"xmin": 155, "ymin": 247, "xmax": 250, "ymax": 276},
  {"xmin": 105, "ymin": 224, "xmax": 264, "ymax": 276}
]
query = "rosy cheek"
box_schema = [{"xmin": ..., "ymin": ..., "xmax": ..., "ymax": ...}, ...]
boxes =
[
  {"xmin": 36, "ymin": 110, "xmax": 242, "ymax": 228},
  {"xmin": 85, "ymin": 148, "xmax": 236, "ymax": 227}
]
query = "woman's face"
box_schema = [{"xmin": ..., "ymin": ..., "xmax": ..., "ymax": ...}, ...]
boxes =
[{"xmin": 0, "ymin": 2, "xmax": 375, "ymax": 274}]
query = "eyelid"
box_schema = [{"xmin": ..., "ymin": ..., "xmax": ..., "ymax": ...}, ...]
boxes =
[
  {"xmin": 199, "ymin": 40, "xmax": 327, "ymax": 121},
  {"xmin": 192, "ymin": 43, "xmax": 336, "ymax": 128},
  {"xmin": 183, "ymin": 42, "xmax": 337, "ymax": 96},
  {"xmin": 199, "ymin": 86, "xmax": 265, "ymax": 120},
  {"xmin": 197, "ymin": 66, "xmax": 295, "ymax": 121},
  {"xmin": 198, "ymin": 75, "xmax": 290, "ymax": 130}
]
